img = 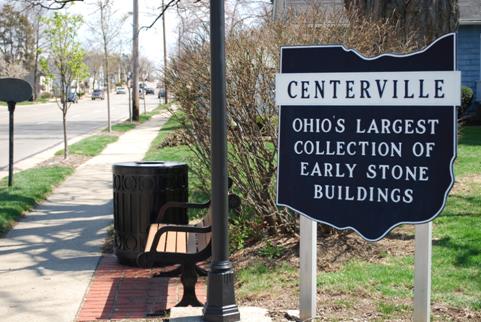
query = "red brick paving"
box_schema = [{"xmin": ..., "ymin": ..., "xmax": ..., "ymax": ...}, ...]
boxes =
[{"xmin": 76, "ymin": 254, "xmax": 206, "ymax": 321}]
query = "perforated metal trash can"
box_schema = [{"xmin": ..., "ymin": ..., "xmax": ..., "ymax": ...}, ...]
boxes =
[{"xmin": 112, "ymin": 161, "xmax": 188, "ymax": 266}]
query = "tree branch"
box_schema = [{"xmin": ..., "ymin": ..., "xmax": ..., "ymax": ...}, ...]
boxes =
[
  {"xmin": 139, "ymin": 0, "xmax": 205, "ymax": 33},
  {"xmin": 21, "ymin": 0, "xmax": 84, "ymax": 10},
  {"xmin": 139, "ymin": 0, "xmax": 181, "ymax": 32}
]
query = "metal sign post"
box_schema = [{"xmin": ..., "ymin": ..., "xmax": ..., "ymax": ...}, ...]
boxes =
[
  {"xmin": 414, "ymin": 222, "xmax": 432, "ymax": 322},
  {"xmin": 300, "ymin": 216, "xmax": 317, "ymax": 321},
  {"xmin": 203, "ymin": 1, "xmax": 240, "ymax": 321},
  {"xmin": 7, "ymin": 102, "xmax": 15, "ymax": 186},
  {"xmin": 0, "ymin": 78, "xmax": 32, "ymax": 187}
]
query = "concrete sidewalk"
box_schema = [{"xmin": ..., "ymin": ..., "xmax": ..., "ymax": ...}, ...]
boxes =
[{"xmin": 0, "ymin": 112, "xmax": 170, "ymax": 322}]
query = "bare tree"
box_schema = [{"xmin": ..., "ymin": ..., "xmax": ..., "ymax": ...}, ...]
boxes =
[
  {"xmin": 139, "ymin": 56, "xmax": 156, "ymax": 82},
  {"xmin": 22, "ymin": 4, "xmax": 49, "ymax": 100},
  {"xmin": 91, "ymin": 0, "xmax": 126, "ymax": 132},
  {"xmin": 166, "ymin": 6, "xmax": 421, "ymax": 238},
  {"xmin": 344, "ymin": 0, "xmax": 459, "ymax": 43},
  {"xmin": 84, "ymin": 51, "xmax": 103, "ymax": 89},
  {"xmin": 0, "ymin": 4, "xmax": 35, "ymax": 78}
]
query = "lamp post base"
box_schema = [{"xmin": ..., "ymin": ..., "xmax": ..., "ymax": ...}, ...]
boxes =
[{"xmin": 203, "ymin": 268, "xmax": 240, "ymax": 322}]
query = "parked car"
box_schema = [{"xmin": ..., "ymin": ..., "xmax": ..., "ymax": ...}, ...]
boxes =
[
  {"xmin": 144, "ymin": 86, "xmax": 155, "ymax": 95},
  {"xmin": 139, "ymin": 88, "xmax": 145, "ymax": 99},
  {"xmin": 67, "ymin": 92, "xmax": 78, "ymax": 103},
  {"xmin": 116, "ymin": 86, "xmax": 126, "ymax": 94},
  {"xmin": 158, "ymin": 88, "xmax": 165, "ymax": 98},
  {"xmin": 91, "ymin": 89, "xmax": 104, "ymax": 100}
]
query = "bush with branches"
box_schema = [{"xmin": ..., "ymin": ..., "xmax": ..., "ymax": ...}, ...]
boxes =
[{"xmin": 166, "ymin": 7, "xmax": 422, "ymax": 248}]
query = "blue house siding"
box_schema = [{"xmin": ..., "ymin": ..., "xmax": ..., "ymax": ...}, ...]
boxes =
[{"xmin": 457, "ymin": 25, "xmax": 481, "ymax": 97}]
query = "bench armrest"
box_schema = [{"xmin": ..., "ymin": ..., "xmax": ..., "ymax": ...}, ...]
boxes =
[
  {"xmin": 155, "ymin": 194, "xmax": 240, "ymax": 223},
  {"xmin": 155, "ymin": 200, "xmax": 210, "ymax": 223}
]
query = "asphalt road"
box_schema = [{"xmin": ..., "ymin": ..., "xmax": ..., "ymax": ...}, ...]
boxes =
[{"xmin": 0, "ymin": 92, "xmax": 161, "ymax": 171}]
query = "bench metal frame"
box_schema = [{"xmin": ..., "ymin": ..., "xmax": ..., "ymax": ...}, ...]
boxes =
[{"xmin": 136, "ymin": 193, "xmax": 240, "ymax": 307}]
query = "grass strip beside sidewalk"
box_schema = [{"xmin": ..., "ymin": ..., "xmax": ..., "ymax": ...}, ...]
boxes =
[
  {"xmin": 56, "ymin": 135, "xmax": 118, "ymax": 157},
  {"xmin": 0, "ymin": 166, "xmax": 74, "ymax": 235},
  {"xmin": 55, "ymin": 105, "xmax": 167, "ymax": 157}
]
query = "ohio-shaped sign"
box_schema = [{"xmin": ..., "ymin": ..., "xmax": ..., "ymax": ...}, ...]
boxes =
[{"xmin": 276, "ymin": 33, "xmax": 460, "ymax": 241}]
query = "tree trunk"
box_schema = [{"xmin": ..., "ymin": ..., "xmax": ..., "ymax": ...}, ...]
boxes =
[
  {"xmin": 62, "ymin": 110, "xmax": 68, "ymax": 159},
  {"xmin": 33, "ymin": 19, "xmax": 40, "ymax": 101},
  {"xmin": 104, "ymin": 55, "xmax": 111, "ymax": 132},
  {"xmin": 101, "ymin": 1, "xmax": 112, "ymax": 133},
  {"xmin": 345, "ymin": 0, "xmax": 459, "ymax": 43}
]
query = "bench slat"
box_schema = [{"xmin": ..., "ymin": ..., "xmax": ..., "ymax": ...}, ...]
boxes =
[
  {"xmin": 176, "ymin": 232, "xmax": 187, "ymax": 253},
  {"xmin": 165, "ymin": 231, "xmax": 178, "ymax": 253},
  {"xmin": 145, "ymin": 224, "xmax": 163, "ymax": 252},
  {"xmin": 187, "ymin": 232, "xmax": 197, "ymax": 254},
  {"xmin": 144, "ymin": 205, "xmax": 215, "ymax": 255}
]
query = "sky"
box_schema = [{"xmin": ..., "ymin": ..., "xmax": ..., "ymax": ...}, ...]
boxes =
[
  {"xmin": 73, "ymin": 0, "xmax": 180, "ymax": 69},
  {"xmin": 3, "ymin": 0, "xmax": 270, "ymax": 70}
]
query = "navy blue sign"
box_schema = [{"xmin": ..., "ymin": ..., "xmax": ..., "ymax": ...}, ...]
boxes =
[{"xmin": 276, "ymin": 34, "xmax": 459, "ymax": 241}]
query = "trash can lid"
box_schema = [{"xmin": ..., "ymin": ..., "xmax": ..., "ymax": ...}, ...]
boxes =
[{"xmin": 113, "ymin": 161, "xmax": 187, "ymax": 168}]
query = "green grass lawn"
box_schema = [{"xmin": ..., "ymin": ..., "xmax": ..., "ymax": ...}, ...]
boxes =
[
  {"xmin": 144, "ymin": 112, "xmax": 188, "ymax": 161},
  {"xmin": 111, "ymin": 122, "xmax": 136, "ymax": 132},
  {"xmin": 56, "ymin": 135, "xmax": 118, "ymax": 157},
  {"xmin": 0, "ymin": 166, "xmax": 73, "ymax": 235},
  {"xmin": 456, "ymin": 126, "xmax": 481, "ymax": 176}
]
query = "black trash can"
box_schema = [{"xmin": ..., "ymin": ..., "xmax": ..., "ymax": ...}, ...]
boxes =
[{"xmin": 112, "ymin": 161, "xmax": 188, "ymax": 266}]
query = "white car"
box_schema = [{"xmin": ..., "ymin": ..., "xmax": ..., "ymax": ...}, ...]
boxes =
[{"xmin": 116, "ymin": 86, "xmax": 126, "ymax": 94}]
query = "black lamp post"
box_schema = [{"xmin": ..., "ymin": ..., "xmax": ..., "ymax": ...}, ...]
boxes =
[{"xmin": 203, "ymin": 1, "xmax": 241, "ymax": 321}]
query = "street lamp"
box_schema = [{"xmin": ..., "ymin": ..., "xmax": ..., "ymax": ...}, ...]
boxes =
[
  {"xmin": 202, "ymin": 1, "xmax": 240, "ymax": 321},
  {"xmin": 162, "ymin": 0, "xmax": 168, "ymax": 105}
]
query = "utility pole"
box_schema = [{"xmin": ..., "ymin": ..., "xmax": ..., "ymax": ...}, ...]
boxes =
[
  {"xmin": 132, "ymin": 0, "xmax": 140, "ymax": 121},
  {"xmin": 162, "ymin": 0, "xmax": 168, "ymax": 104}
]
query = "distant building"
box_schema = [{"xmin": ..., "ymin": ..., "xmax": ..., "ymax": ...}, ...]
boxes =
[{"xmin": 458, "ymin": 0, "xmax": 481, "ymax": 101}]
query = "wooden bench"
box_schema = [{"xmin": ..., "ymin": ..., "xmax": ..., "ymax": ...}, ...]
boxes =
[{"xmin": 136, "ymin": 188, "xmax": 240, "ymax": 307}]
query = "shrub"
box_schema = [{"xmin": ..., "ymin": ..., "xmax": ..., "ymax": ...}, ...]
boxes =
[
  {"xmin": 39, "ymin": 92, "xmax": 52, "ymax": 100},
  {"xmin": 258, "ymin": 241, "xmax": 285, "ymax": 259},
  {"xmin": 166, "ymin": 7, "xmax": 421, "ymax": 240},
  {"xmin": 460, "ymin": 85, "xmax": 474, "ymax": 117}
]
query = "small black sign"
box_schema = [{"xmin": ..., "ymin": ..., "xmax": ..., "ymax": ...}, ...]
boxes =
[
  {"xmin": 276, "ymin": 34, "xmax": 459, "ymax": 241},
  {"xmin": 0, "ymin": 78, "xmax": 32, "ymax": 103}
]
